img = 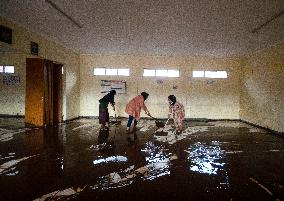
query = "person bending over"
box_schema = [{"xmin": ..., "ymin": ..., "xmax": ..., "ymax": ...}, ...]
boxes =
[
  {"xmin": 99, "ymin": 90, "xmax": 116, "ymax": 130},
  {"xmin": 168, "ymin": 95, "xmax": 185, "ymax": 134},
  {"xmin": 125, "ymin": 92, "xmax": 152, "ymax": 133}
]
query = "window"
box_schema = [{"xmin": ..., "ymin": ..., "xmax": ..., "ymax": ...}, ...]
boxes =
[
  {"xmin": 156, "ymin": 69, "xmax": 168, "ymax": 77},
  {"xmin": 118, "ymin": 69, "xmax": 130, "ymax": 76},
  {"xmin": 205, "ymin": 71, "xmax": 227, "ymax": 78},
  {"xmin": 106, "ymin": 69, "xmax": 118, "ymax": 76},
  {"xmin": 94, "ymin": 68, "xmax": 106, "ymax": 75},
  {"xmin": 192, "ymin": 70, "xmax": 227, "ymax": 79},
  {"xmin": 5, "ymin": 66, "xmax": 14, "ymax": 73},
  {"xmin": 143, "ymin": 69, "xmax": 155, "ymax": 77},
  {"xmin": 168, "ymin": 70, "xmax": 180, "ymax": 77},
  {"xmin": 143, "ymin": 69, "xmax": 180, "ymax": 77},
  {"xmin": 0, "ymin": 65, "xmax": 15, "ymax": 74},
  {"xmin": 94, "ymin": 68, "xmax": 129, "ymax": 76},
  {"xmin": 192, "ymin": 71, "xmax": 204, "ymax": 78}
]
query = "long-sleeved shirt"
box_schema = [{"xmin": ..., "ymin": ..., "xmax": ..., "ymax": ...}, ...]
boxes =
[
  {"xmin": 99, "ymin": 93, "xmax": 115, "ymax": 108},
  {"xmin": 125, "ymin": 95, "xmax": 149, "ymax": 119},
  {"xmin": 169, "ymin": 101, "xmax": 185, "ymax": 120}
]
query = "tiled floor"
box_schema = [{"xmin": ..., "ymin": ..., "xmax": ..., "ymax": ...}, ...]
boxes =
[{"xmin": 0, "ymin": 118, "xmax": 283, "ymax": 201}]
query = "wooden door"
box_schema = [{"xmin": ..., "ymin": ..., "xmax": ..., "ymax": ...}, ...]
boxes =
[
  {"xmin": 25, "ymin": 58, "xmax": 46, "ymax": 126},
  {"xmin": 25, "ymin": 59, "xmax": 63, "ymax": 127},
  {"xmin": 53, "ymin": 64, "xmax": 63, "ymax": 124},
  {"xmin": 44, "ymin": 60, "xmax": 54, "ymax": 126}
]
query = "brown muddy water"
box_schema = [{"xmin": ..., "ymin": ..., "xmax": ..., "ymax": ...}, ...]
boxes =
[{"xmin": 0, "ymin": 118, "xmax": 283, "ymax": 201}]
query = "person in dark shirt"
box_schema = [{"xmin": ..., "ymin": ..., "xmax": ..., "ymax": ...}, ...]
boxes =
[{"xmin": 99, "ymin": 90, "xmax": 116, "ymax": 130}]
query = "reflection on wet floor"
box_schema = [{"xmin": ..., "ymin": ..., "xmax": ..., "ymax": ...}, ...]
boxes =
[
  {"xmin": 187, "ymin": 141, "xmax": 225, "ymax": 175},
  {"xmin": 92, "ymin": 156, "xmax": 128, "ymax": 165},
  {"xmin": 0, "ymin": 117, "xmax": 283, "ymax": 201}
]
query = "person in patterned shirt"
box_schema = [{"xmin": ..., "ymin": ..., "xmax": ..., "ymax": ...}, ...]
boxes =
[{"xmin": 168, "ymin": 95, "xmax": 185, "ymax": 134}]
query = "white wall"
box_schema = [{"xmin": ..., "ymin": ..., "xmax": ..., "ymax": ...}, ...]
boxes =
[
  {"xmin": 0, "ymin": 16, "xmax": 80, "ymax": 120},
  {"xmin": 80, "ymin": 54, "xmax": 241, "ymax": 119},
  {"xmin": 240, "ymin": 43, "xmax": 284, "ymax": 132}
]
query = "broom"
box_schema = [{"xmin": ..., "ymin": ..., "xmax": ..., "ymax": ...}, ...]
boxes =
[
  {"xmin": 155, "ymin": 118, "xmax": 169, "ymax": 136},
  {"xmin": 110, "ymin": 113, "xmax": 121, "ymax": 125},
  {"xmin": 148, "ymin": 114, "xmax": 166, "ymax": 128}
]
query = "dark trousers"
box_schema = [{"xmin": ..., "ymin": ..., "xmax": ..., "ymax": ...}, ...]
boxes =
[
  {"xmin": 99, "ymin": 104, "xmax": 109, "ymax": 124},
  {"xmin": 127, "ymin": 115, "xmax": 137, "ymax": 127}
]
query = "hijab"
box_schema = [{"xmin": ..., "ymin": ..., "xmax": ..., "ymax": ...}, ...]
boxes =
[{"xmin": 168, "ymin": 95, "xmax": 176, "ymax": 105}]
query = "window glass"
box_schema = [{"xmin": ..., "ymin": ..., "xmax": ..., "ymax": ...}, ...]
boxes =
[
  {"xmin": 156, "ymin": 69, "xmax": 168, "ymax": 77},
  {"xmin": 193, "ymin": 71, "xmax": 204, "ymax": 77},
  {"xmin": 143, "ymin": 69, "xmax": 155, "ymax": 76},
  {"xmin": 118, "ymin": 68, "xmax": 129, "ymax": 76},
  {"xmin": 4, "ymin": 66, "xmax": 14, "ymax": 73},
  {"xmin": 168, "ymin": 69, "xmax": 179, "ymax": 77}
]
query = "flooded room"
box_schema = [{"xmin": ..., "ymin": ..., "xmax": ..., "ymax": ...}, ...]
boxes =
[{"xmin": 0, "ymin": 0, "xmax": 284, "ymax": 201}]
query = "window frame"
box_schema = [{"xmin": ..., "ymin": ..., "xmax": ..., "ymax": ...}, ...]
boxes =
[
  {"xmin": 143, "ymin": 68, "xmax": 180, "ymax": 77},
  {"xmin": 93, "ymin": 67, "xmax": 130, "ymax": 76},
  {"xmin": 0, "ymin": 65, "xmax": 15, "ymax": 74},
  {"xmin": 117, "ymin": 68, "xmax": 130, "ymax": 76},
  {"xmin": 105, "ymin": 68, "xmax": 118, "ymax": 76},
  {"xmin": 192, "ymin": 70, "xmax": 228, "ymax": 79}
]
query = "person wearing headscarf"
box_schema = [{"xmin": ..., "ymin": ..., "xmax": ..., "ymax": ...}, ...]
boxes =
[
  {"xmin": 125, "ymin": 92, "xmax": 152, "ymax": 133},
  {"xmin": 99, "ymin": 90, "xmax": 116, "ymax": 130},
  {"xmin": 168, "ymin": 95, "xmax": 185, "ymax": 134}
]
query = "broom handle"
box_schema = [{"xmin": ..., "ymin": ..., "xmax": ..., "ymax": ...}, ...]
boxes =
[
  {"xmin": 162, "ymin": 118, "xmax": 170, "ymax": 130},
  {"xmin": 149, "ymin": 114, "xmax": 158, "ymax": 121},
  {"xmin": 165, "ymin": 118, "xmax": 169, "ymax": 125}
]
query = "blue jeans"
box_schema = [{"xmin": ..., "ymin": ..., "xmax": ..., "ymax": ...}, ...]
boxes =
[{"xmin": 127, "ymin": 115, "xmax": 137, "ymax": 128}]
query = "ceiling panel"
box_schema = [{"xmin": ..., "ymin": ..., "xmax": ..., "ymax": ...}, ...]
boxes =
[{"xmin": 0, "ymin": 0, "xmax": 283, "ymax": 57}]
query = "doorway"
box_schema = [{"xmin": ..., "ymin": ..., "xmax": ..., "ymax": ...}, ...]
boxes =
[{"xmin": 25, "ymin": 58, "xmax": 63, "ymax": 127}]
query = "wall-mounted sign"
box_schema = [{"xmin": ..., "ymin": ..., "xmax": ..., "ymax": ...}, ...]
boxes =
[
  {"xmin": 31, "ymin": 41, "xmax": 39, "ymax": 55},
  {"xmin": 3, "ymin": 75, "xmax": 20, "ymax": 85},
  {"xmin": 101, "ymin": 80, "xmax": 126, "ymax": 94}
]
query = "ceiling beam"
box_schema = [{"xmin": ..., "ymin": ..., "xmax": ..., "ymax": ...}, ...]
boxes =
[
  {"xmin": 252, "ymin": 9, "xmax": 284, "ymax": 33},
  {"xmin": 45, "ymin": 0, "xmax": 82, "ymax": 28}
]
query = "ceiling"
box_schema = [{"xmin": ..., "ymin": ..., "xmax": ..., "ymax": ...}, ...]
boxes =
[{"xmin": 1, "ymin": 0, "xmax": 284, "ymax": 57}]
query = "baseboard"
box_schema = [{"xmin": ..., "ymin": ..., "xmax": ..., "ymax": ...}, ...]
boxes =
[
  {"xmin": 79, "ymin": 116, "xmax": 98, "ymax": 119},
  {"xmin": 187, "ymin": 118, "xmax": 240, "ymax": 122},
  {"xmin": 0, "ymin": 114, "xmax": 24, "ymax": 118},
  {"xmin": 78, "ymin": 116, "xmax": 240, "ymax": 121},
  {"xmin": 63, "ymin": 116, "xmax": 81, "ymax": 123},
  {"xmin": 77, "ymin": 116, "xmax": 283, "ymax": 136},
  {"xmin": 2, "ymin": 115, "xmax": 281, "ymax": 136},
  {"xmin": 240, "ymin": 119, "xmax": 284, "ymax": 137}
]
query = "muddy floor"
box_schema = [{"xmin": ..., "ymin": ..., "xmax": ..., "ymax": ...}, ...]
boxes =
[{"xmin": 0, "ymin": 118, "xmax": 283, "ymax": 201}]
